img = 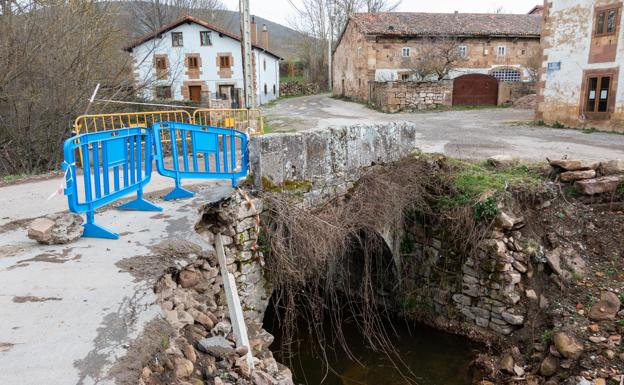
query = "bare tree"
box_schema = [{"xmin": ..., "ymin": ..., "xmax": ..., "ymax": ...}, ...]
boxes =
[
  {"xmin": 0, "ymin": 1, "xmax": 131, "ymax": 175},
  {"xmin": 288, "ymin": 0, "xmax": 402, "ymax": 88},
  {"xmin": 404, "ymin": 37, "xmax": 467, "ymax": 81},
  {"xmin": 124, "ymin": 0, "xmax": 231, "ymax": 36},
  {"xmin": 525, "ymin": 49, "xmax": 541, "ymax": 82}
]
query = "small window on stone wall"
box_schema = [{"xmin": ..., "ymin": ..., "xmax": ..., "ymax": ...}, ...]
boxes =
[
  {"xmin": 402, "ymin": 47, "xmax": 410, "ymax": 57},
  {"xmin": 490, "ymin": 68, "xmax": 521, "ymax": 82},
  {"xmin": 401, "ymin": 73, "xmax": 410, "ymax": 81},
  {"xmin": 458, "ymin": 45, "xmax": 468, "ymax": 58}
]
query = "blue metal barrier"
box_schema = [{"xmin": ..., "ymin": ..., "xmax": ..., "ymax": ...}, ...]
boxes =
[
  {"xmin": 63, "ymin": 127, "xmax": 162, "ymax": 239},
  {"xmin": 152, "ymin": 122, "xmax": 249, "ymax": 200}
]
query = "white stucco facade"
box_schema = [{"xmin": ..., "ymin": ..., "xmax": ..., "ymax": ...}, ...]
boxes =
[
  {"xmin": 537, "ymin": 0, "xmax": 624, "ymax": 131},
  {"xmin": 128, "ymin": 17, "xmax": 281, "ymax": 106}
]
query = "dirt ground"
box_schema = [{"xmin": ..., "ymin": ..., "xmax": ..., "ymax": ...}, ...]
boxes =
[{"xmin": 261, "ymin": 94, "xmax": 624, "ymax": 161}]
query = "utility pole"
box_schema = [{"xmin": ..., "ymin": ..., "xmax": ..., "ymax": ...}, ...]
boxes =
[
  {"xmin": 240, "ymin": 0, "xmax": 255, "ymax": 109},
  {"xmin": 327, "ymin": 0, "xmax": 333, "ymax": 91}
]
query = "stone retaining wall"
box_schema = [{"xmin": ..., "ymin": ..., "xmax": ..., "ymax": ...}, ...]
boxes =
[
  {"xmin": 197, "ymin": 193, "xmax": 270, "ymax": 326},
  {"xmin": 369, "ymin": 80, "xmax": 453, "ymax": 113},
  {"xmin": 403, "ymin": 210, "xmax": 529, "ymax": 335}
]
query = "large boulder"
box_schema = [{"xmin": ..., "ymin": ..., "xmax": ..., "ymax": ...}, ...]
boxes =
[
  {"xmin": 550, "ymin": 159, "xmax": 600, "ymax": 171},
  {"xmin": 27, "ymin": 213, "xmax": 83, "ymax": 244},
  {"xmin": 575, "ymin": 176, "xmax": 623, "ymax": 195},
  {"xmin": 196, "ymin": 336, "xmax": 235, "ymax": 358},
  {"xmin": 589, "ymin": 291, "xmax": 621, "ymax": 321},
  {"xmin": 553, "ymin": 332, "xmax": 584, "ymax": 360},
  {"xmin": 559, "ymin": 170, "xmax": 596, "ymax": 182},
  {"xmin": 599, "ymin": 159, "xmax": 624, "ymax": 175}
]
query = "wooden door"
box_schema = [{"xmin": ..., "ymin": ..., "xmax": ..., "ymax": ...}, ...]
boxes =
[
  {"xmin": 189, "ymin": 86, "xmax": 202, "ymax": 102},
  {"xmin": 452, "ymin": 74, "xmax": 499, "ymax": 106}
]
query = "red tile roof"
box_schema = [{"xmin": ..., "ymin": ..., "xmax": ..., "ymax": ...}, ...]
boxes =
[
  {"xmin": 124, "ymin": 15, "xmax": 283, "ymax": 59},
  {"xmin": 350, "ymin": 12, "xmax": 541, "ymax": 38}
]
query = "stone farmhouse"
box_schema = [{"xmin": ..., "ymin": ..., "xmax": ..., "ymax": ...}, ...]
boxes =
[
  {"xmin": 125, "ymin": 16, "xmax": 282, "ymax": 107},
  {"xmin": 332, "ymin": 11, "xmax": 541, "ymax": 107},
  {"xmin": 536, "ymin": 0, "xmax": 624, "ymax": 133}
]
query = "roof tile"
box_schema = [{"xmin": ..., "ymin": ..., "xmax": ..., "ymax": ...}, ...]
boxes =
[{"xmin": 350, "ymin": 12, "xmax": 541, "ymax": 37}]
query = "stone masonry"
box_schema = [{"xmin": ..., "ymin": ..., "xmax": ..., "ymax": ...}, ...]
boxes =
[
  {"xmin": 403, "ymin": 210, "xmax": 529, "ymax": 335},
  {"xmin": 369, "ymin": 80, "xmax": 453, "ymax": 112},
  {"xmin": 197, "ymin": 193, "xmax": 270, "ymax": 326}
]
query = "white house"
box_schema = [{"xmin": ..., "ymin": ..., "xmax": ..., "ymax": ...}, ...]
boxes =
[{"xmin": 125, "ymin": 15, "xmax": 282, "ymax": 107}]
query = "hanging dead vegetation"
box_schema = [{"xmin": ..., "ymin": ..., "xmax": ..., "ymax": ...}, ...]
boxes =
[{"xmin": 258, "ymin": 155, "xmax": 545, "ymax": 382}]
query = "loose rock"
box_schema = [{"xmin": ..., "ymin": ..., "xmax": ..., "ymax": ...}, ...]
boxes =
[
  {"xmin": 553, "ymin": 332, "xmax": 584, "ymax": 360},
  {"xmin": 589, "ymin": 291, "xmax": 621, "ymax": 321},
  {"xmin": 27, "ymin": 213, "xmax": 83, "ymax": 244}
]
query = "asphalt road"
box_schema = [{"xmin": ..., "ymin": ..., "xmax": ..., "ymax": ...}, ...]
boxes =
[{"xmin": 262, "ymin": 94, "xmax": 624, "ymax": 161}]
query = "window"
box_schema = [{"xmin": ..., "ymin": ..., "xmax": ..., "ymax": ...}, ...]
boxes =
[
  {"xmin": 273, "ymin": 84, "xmax": 276, "ymax": 94},
  {"xmin": 264, "ymin": 84, "xmax": 268, "ymax": 95},
  {"xmin": 401, "ymin": 73, "xmax": 410, "ymax": 81},
  {"xmin": 155, "ymin": 56, "xmax": 168, "ymax": 80},
  {"xmin": 187, "ymin": 56, "xmax": 199, "ymax": 70},
  {"xmin": 402, "ymin": 47, "xmax": 410, "ymax": 57},
  {"xmin": 458, "ymin": 45, "xmax": 468, "ymax": 58},
  {"xmin": 155, "ymin": 86, "xmax": 172, "ymax": 99},
  {"xmin": 521, "ymin": 49, "xmax": 526, "ymax": 55},
  {"xmin": 490, "ymin": 68, "xmax": 521, "ymax": 82},
  {"xmin": 200, "ymin": 31, "xmax": 212, "ymax": 46},
  {"xmin": 585, "ymin": 75, "xmax": 613, "ymax": 114},
  {"xmin": 595, "ymin": 8, "xmax": 619, "ymax": 36},
  {"xmin": 263, "ymin": 59, "xmax": 266, "ymax": 71},
  {"xmin": 219, "ymin": 56, "xmax": 231, "ymax": 68},
  {"xmin": 171, "ymin": 32, "xmax": 183, "ymax": 47},
  {"xmin": 155, "ymin": 57, "xmax": 167, "ymax": 70},
  {"xmin": 496, "ymin": 45, "xmax": 506, "ymax": 57}
]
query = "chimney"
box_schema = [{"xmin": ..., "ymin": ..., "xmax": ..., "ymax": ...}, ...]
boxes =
[
  {"xmin": 251, "ymin": 16, "xmax": 257, "ymax": 45},
  {"xmin": 261, "ymin": 24, "xmax": 269, "ymax": 49}
]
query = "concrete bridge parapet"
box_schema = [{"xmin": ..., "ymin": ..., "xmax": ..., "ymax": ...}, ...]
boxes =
[{"xmin": 249, "ymin": 122, "xmax": 422, "ymax": 205}]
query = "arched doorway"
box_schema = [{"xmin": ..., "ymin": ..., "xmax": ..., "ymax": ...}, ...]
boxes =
[{"xmin": 452, "ymin": 74, "xmax": 499, "ymax": 106}]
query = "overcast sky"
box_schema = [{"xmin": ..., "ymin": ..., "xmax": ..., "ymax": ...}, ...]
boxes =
[{"xmin": 221, "ymin": 0, "xmax": 541, "ymax": 25}]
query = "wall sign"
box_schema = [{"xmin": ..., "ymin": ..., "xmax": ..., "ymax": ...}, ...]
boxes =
[{"xmin": 548, "ymin": 62, "xmax": 562, "ymax": 71}]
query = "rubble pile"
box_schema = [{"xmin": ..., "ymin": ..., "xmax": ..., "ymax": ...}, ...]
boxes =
[
  {"xmin": 550, "ymin": 159, "xmax": 624, "ymax": 195},
  {"xmin": 140, "ymin": 253, "xmax": 293, "ymax": 385}
]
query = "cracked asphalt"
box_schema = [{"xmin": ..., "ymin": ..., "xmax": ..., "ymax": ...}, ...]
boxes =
[{"xmin": 0, "ymin": 182, "xmax": 231, "ymax": 385}]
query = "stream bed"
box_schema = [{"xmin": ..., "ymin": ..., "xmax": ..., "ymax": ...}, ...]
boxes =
[{"xmin": 264, "ymin": 304, "xmax": 478, "ymax": 385}]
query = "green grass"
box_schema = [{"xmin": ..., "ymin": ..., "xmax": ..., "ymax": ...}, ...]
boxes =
[
  {"xmin": 541, "ymin": 329, "xmax": 554, "ymax": 344},
  {"xmin": 281, "ymin": 75, "xmax": 305, "ymax": 83},
  {"xmin": 432, "ymin": 159, "xmax": 542, "ymax": 221},
  {"xmin": 448, "ymin": 161, "xmax": 541, "ymax": 204},
  {"xmin": 617, "ymin": 182, "xmax": 624, "ymax": 194}
]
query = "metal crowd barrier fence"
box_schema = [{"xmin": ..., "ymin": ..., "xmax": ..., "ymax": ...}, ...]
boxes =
[
  {"xmin": 192, "ymin": 108, "xmax": 264, "ymax": 135},
  {"xmin": 152, "ymin": 122, "xmax": 249, "ymax": 201},
  {"xmin": 74, "ymin": 110, "xmax": 193, "ymax": 136},
  {"xmin": 62, "ymin": 127, "xmax": 162, "ymax": 239}
]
